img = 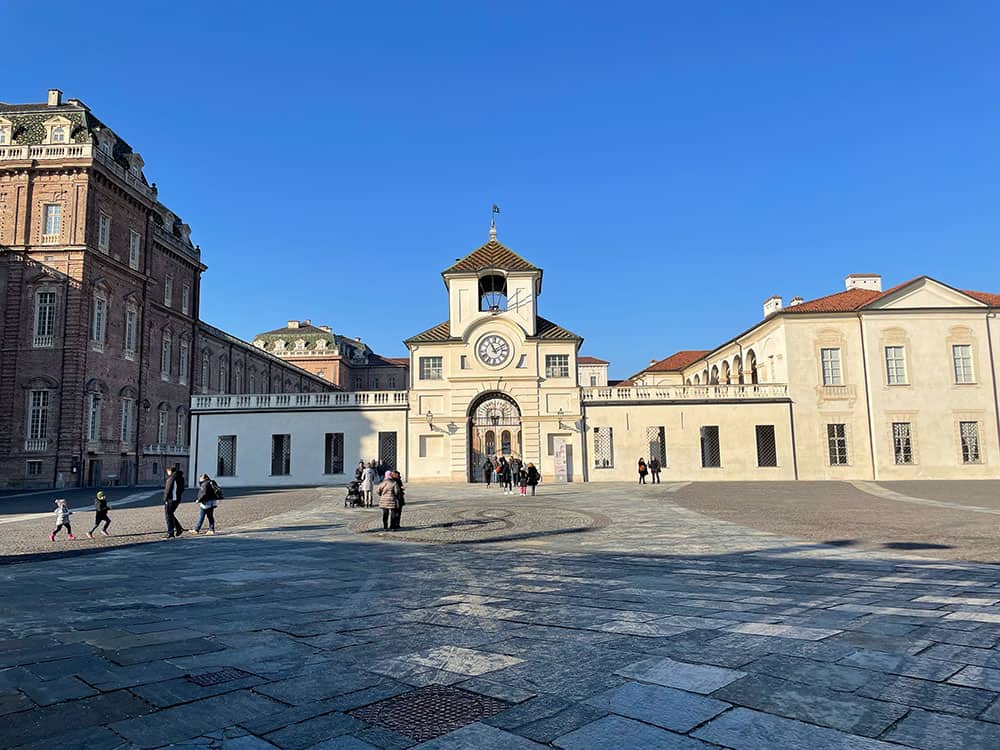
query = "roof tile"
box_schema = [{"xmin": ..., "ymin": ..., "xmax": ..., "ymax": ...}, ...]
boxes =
[{"xmin": 443, "ymin": 239, "xmax": 540, "ymax": 274}]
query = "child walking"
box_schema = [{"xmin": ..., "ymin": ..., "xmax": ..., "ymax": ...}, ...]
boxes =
[
  {"xmin": 87, "ymin": 491, "xmax": 112, "ymax": 538},
  {"xmin": 50, "ymin": 498, "xmax": 74, "ymax": 541},
  {"xmin": 518, "ymin": 468, "xmax": 528, "ymax": 496}
]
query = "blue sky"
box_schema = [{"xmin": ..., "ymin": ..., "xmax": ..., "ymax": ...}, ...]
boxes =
[{"xmin": 7, "ymin": 2, "xmax": 999, "ymax": 378}]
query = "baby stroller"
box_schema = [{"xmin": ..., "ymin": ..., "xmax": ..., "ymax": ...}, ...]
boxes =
[{"xmin": 344, "ymin": 480, "xmax": 364, "ymax": 508}]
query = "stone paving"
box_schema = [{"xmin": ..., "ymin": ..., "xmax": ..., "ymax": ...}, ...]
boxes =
[{"xmin": 2, "ymin": 481, "xmax": 1000, "ymax": 748}]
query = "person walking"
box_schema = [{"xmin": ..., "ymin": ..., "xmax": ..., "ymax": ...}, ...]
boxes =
[
  {"xmin": 526, "ymin": 463, "xmax": 541, "ymax": 496},
  {"xmin": 174, "ymin": 465, "xmax": 187, "ymax": 502},
  {"xmin": 649, "ymin": 456, "xmax": 661, "ymax": 484},
  {"xmin": 518, "ymin": 467, "xmax": 528, "ymax": 496},
  {"xmin": 390, "ymin": 470, "xmax": 405, "ymax": 530},
  {"xmin": 498, "ymin": 456, "xmax": 511, "ymax": 494},
  {"xmin": 377, "ymin": 470, "xmax": 399, "ymax": 531},
  {"xmin": 360, "ymin": 461, "xmax": 376, "ymax": 507},
  {"xmin": 194, "ymin": 473, "xmax": 221, "ymax": 534},
  {"xmin": 49, "ymin": 498, "xmax": 74, "ymax": 541},
  {"xmin": 482, "ymin": 458, "xmax": 494, "ymax": 486},
  {"xmin": 509, "ymin": 456, "xmax": 523, "ymax": 483},
  {"xmin": 163, "ymin": 466, "xmax": 184, "ymax": 538},
  {"xmin": 86, "ymin": 491, "xmax": 112, "ymax": 538},
  {"xmin": 637, "ymin": 458, "xmax": 648, "ymax": 484}
]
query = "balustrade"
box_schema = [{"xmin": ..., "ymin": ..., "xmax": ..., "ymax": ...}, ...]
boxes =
[
  {"xmin": 581, "ymin": 383, "xmax": 789, "ymax": 403},
  {"xmin": 191, "ymin": 390, "xmax": 409, "ymax": 411}
]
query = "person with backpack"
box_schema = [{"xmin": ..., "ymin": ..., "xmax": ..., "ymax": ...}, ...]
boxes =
[
  {"xmin": 637, "ymin": 457, "xmax": 648, "ymax": 484},
  {"xmin": 376, "ymin": 470, "xmax": 400, "ymax": 531},
  {"xmin": 526, "ymin": 463, "xmax": 541, "ymax": 496},
  {"xmin": 194, "ymin": 473, "xmax": 222, "ymax": 535},
  {"xmin": 86, "ymin": 491, "xmax": 112, "ymax": 538}
]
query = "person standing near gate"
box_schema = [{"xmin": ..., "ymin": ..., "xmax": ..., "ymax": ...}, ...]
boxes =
[
  {"xmin": 163, "ymin": 466, "xmax": 184, "ymax": 538},
  {"xmin": 649, "ymin": 456, "xmax": 661, "ymax": 484},
  {"xmin": 483, "ymin": 457, "xmax": 494, "ymax": 486},
  {"xmin": 637, "ymin": 458, "xmax": 648, "ymax": 485}
]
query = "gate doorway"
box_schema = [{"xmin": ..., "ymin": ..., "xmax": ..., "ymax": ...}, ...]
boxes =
[{"xmin": 468, "ymin": 393, "xmax": 521, "ymax": 482}]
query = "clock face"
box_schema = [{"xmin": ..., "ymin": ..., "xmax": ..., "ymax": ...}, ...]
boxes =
[{"xmin": 476, "ymin": 334, "xmax": 512, "ymax": 367}]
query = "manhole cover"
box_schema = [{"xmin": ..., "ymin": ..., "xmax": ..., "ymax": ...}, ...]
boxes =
[
  {"xmin": 348, "ymin": 684, "xmax": 510, "ymax": 741},
  {"xmin": 187, "ymin": 667, "xmax": 254, "ymax": 687}
]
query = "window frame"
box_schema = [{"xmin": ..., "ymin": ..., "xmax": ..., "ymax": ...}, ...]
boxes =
[
  {"xmin": 892, "ymin": 422, "xmax": 914, "ymax": 465},
  {"xmin": 324, "ymin": 432, "xmax": 345, "ymax": 474},
  {"xmin": 120, "ymin": 398, "xmax": 133, "ymax": 443},
  {"xmin": 271, "ymin": 434, "xmax": 292, "ymax": 476},
  {"xmin": 820, "ymin": 347, "xmax": 842, "ymax": 386},
  {"xmin": 884, "ymin": 345, "xmax": 908, "ymax": 385},
  {"xmin": 952, "ymin": 344, "xmax": 975, "ymax": 384},
  {"xmin": 87, "ymin": 394, "xmax": 102, "ymax": 441},
  {"xmin": 827, "ymin": 423, "xmax": 848, "ymax": 466},
  {"xmin": 160, "ymin": 332, "xmax": 172, "ymax": 380},
  {"xmin": 27, "ymin": 389, "xmax": 50, "ymax": 440},
  {"xmin": 545, "ymin": 354, "xmax": 570, "ymax": 379},
  {"xmin": 128, "ymin": 230, "xmax": 141, "ymax": 270},
  {"xmin": 34, "ymin": 290, "xmax": 57, "ymax": 347},
  {"xmin": 42, "ymin": 203, "xmax": 62, "ymax": 240},
  {"xmin": 181, "ymin": 283, "xmax": 191, "ymax": 315},
  {"xmin": 91, "ymin": 292, "xmax": 108, "ymax": 347},
  {"xmin": 755, "ymin": 424, "xmax": 778, "ymax": 467},
  {"xmin": 960, "ymin": 421, "xmax": 981, "ymax": 464},
  {"xmin": 593, "ymin": 426, "xmax": 615, "ymax": 469},
  {"xmin": 217, "ymin": 435, "xmax": 237, "ymax": 477},
  {"xmin": 418, "ymin": 356, "xmax": 443, "ymax": 380},
  {"xmin": 98, "ymin": 212, "xmax": 111, "ymax": 253},
  {"xmin": 157, "ymin": 410, "xmax": 168, "ymax": 445},
  {"xmin": 123, "ymin": 303, "xmax": 138, "ymax": 359},
  {"xmin": 164, "ymin": 276, "xmax": 173, "ymax": 308}
]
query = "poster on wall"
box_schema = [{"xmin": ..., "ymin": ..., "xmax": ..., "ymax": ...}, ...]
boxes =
[{"xmin": 554, "ymin": 439, "xmax": 568, "ymax": 483}]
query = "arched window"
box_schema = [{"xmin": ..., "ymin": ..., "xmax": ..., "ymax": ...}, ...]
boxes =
[
  {"xmin": 721, "ymin": 361, "xmax": 731, "ymax": 384},
  {"xmin": 479, "ymin": 274, "xmax": 508, "ymax": 313},
  {"xmin": 175, "ymin": 407, "xmax": 187, "ymax": 446},
  {"xmin": 160, "ymin": 330, "xmax": 172, "ymax": 380},
  {"xmin": 51, "ymin": 126, "xmax": 67, "ymax": 143},
  {"xmin": 710, "ymin": 365, "xmax": 720, "ymax": 385},
  {"xmin": 91, "ymin": 288, "xmax": 109, "ymax": 349},
  {"xmin": 733, "ymin": 354, "xmax": 744, "ymax": 385},
  {"xmin": 201, "ymin": 353, "xmax": 211, "ymax": 394},
  {"xmin": 234, "ymin": 366, "xmax": 243, "ymax": 393},
  {"xmin": 746, "ymin": 350, "xmax": 758, "ymax": 384},
  {"xmin": 501, "ymin": 430, "xmax": 512, "ymax": 454},
  {"xmin": 485, "ymin": 430, "xmax": 496, "ymax": 456},
  {"xmin": 248, "ymin": 371, "xmax": 256, "ymax": 393},
  {"xmin": 693, "ymin": 374, "xmax": 701, "ymax": 385},
  {"xmin": 218, "ymin": 358, "xmax": 227, "ymax": 392}
]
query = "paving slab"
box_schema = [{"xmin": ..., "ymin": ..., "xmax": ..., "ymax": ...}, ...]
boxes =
[
  {"xmin": 883, "ymin": 707, "xmax": 1000, "ymax": 750},
  {"xmin": 585, "ymin": 681, "xmax": 729, "ymax": 732},
  {"xmin": 553, "ymin": 714, "xmax": 715, "ymax": 749},
  {"xmin": 615, "ymin": 655, "xmax": 745, "ymax": 693},
  {"xmin": 692, "ymin": 706, "xmax": 902, "ymax": 749},
  {"xmin": 409, "ymin": 722, "xmax": 548, "ymax": 749},
  {"xmin": 856, "ymin": 673, "xmax": 997, "ymax": 717}
]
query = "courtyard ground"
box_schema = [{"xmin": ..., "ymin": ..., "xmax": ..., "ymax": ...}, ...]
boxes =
[{"xmin": 2, "ymin": 480, "xmax": 1000, "ymax": 748}]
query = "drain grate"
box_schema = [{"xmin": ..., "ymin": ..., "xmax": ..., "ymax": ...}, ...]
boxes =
[
  {"xmin": 348, "ymin": 684, "xmax": 511, "ymax": 741},
  {"xmin": 187, "ymin": 667, "xmax": 254, "ymax": 687}
]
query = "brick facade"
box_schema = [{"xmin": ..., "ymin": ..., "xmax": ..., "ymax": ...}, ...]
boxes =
[{"xmin": 0, "ymin": 90, "xmax": 332, "ymax": 488}]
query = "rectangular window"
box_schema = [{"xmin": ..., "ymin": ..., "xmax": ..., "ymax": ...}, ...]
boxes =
[
  {"xmin": 128, "ymin": 230, "xmax": 141, "ymax": 270},
  {"xmin": 181, "ymin": 284, "xmax": 190, "ymax": 314},
  {"xmin": 26, "ymin": 460, "xmax": 43, "ymax": 477},
  {"xmin": 123, "ymin": 305, "xmax": 137, "ymax": 358},
  {"xmin": 755, "ymin": 425, "xmax": 778, "ymax": 467},
  {"xmin": 325, "ymin": 432, "xmax": 344, "ymax": 474},
  {"xmin": 593, "ymin": 426, "xmax": 614, "ymax": 468},
  {"xmin": 460, "ymin": 355, "xmax": 468, "ymax": 369},
  {"xmin": 34, "ymin": 291, "xmax": 56, "ymax": 346},
  {"xmin": 827, "ymin": 423, "xmax": 848, "ymax": 465},
  {"xmin": 98, "ymin": 212, "xmax": 111, "ymax": 252},
  {"xmin": 646, "ymin": 426, "xmax": 667, "ymax": 467},
  {"xmin": 271, "ymin": 434, "xmax": 291, "ymax": 475},
  {"xmin": 176, "ymin": 416, "xmax": 186, "ymax": 446},
  {"xmin": 885, "ymin": 346, "xmax": 907, "ymax": 385},
  {"xmin": 87, "ymin": 394, "xmax": 102, "ymax": 441},
  {"xmin": 164, "ymin": 277, "xmax": 173, "ymax": 308},
  {"xmin": 700, "ymin": 426, "xmax": 721, "ymax": 468},
  {"xmin": 43, "ymin": 204, "xmax": 62, "ymax": 238},
  {"xmin": 418, "ymin": 356, "xmax": 443, "ymax": 380},
  {"xmin": 218, "ymin": 364, "xmax": 227, "ymax": 392},
  {"xmin": 590, "ymin": 375, "xmax": 598, "ymax": 386},
  {"xmin": 120, "ymin": 398, "xmax": 133, "ymax": 442},
  {"xmin": 820, "ymin": 348, "xmax": 842, "ymax": 385},
  {"xmin": 178, "ymin": 342, "xmax": 189, "ymax": 385},
  {"xmin": 28, "ymin": 390, "xmax": 49, "ymax": 440},
  {"xmin": 160, "ymin": 335, "xmax": 171, "ymax": 379},
  {"xmin": 92, "ymin": 296, "xmax": 107, "ymax": 343},
  {"xmin": 388, "ymin": 375, "xmax": 396, "ymax": 388},
  {"xmin": 201, "ymin": 355, "xmax": 210, "ymax": 394},
  {"xmin": 354, "ymin": 376, "xmax": 364, "ymax": 389},
  {"xmin": 217, "ymin": 435, "xmax": 237, "ymax": 476},
  {"xmin": 960, "ymin": 421, "xmax": 981, "ymax": 464},
  {"xmin": 953, "ymin": 345, "xmax": 974, "ymax": 384},
  {"xmin": 545, "ymin": 354, "xmax": 570, "ymax": 378},
  {"xmin": 892, "ymin": 422, "xmax": 913, "ymax": 465},
  {"xmin": 157, "ymin": 411, "xmax": 168, "ymax": 445}
]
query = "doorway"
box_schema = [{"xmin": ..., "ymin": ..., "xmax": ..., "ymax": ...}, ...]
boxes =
[{"xmin": 468, "ymin": 392, "xmax": 521, "ymax": 482}]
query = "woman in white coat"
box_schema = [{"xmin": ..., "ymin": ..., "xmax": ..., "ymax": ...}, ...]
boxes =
[{"xmin": 360, "ymin": 461, "xmax": 377, "ymax": 507}]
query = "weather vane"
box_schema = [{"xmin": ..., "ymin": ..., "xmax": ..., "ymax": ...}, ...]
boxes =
[{"xmin": 489, "ymin": 204, "xmax": 500, "ymax": 240}]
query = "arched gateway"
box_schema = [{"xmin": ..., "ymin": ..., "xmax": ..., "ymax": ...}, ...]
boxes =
[{"xmin": 469, "ymin": 392, "xmax": 521, "ymax": 482}]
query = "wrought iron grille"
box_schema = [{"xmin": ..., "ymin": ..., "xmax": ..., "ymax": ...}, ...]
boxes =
[
  {"xmin": 700, "ymin": 426, "xmax": 721, "ymax": 468},
  {"xmin": 646, "ymin": 426, "xmax": 667, "ymax": 466},
  {"xmin": 593, "ymin": 426, "xmax": 614, "ymax": 468},
  {"xmin": 188, "ymin": 667, "xmax": 253, "ymax": 687},
  {"xmin": 892, "ymin": 422, "xmax": 913, "ymax": 465},
  {"xmin": 960, "ymin": 421, "xmax": 981, "ymax": 464},
  {"xmin": 755, "ymin": 425, "xmax": 777, "ymax": 467},
  {"xmin": 827, "ymin": 424, "xmax": 848, "ymax": 465},
  {"xmin": 217, "ymin": 435, "xmax": 236, "ymax": 476},
  {"xmin": 271, "ymin": 434, "xmax": 291, "ymax": 475},
  {"xmin": 325, "ymin": 432, "xmax": 344, "ymax": 474},
  {"xmin": 378, "ymin": 431, "xmax": 398, "ymax": 471}
]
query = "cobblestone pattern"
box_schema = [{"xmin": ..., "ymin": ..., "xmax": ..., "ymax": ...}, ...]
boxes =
[{"xmin": 1, "ymin": 482, "xmax": 1000, "ymax": 749}]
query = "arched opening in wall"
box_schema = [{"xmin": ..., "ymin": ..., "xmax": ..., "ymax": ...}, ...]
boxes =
[
  {"xmin": 468, "ymin": 391, "xmax": 521, "ymax": 482},
  {"xmin": 733, "ymin": 354, "xmax": 743, "ymax": 384},
  {"xmin": 685, "ymin": 378, "xmax": 692, "ymax": 385},
  {"xmin": 693, "ymin": 374, "xmax": 701, "ymax": 385},
  {"xmin": 479, "ymin": 273, "xmax": 508, "ymax": 313},
  {"xmin": 702, "ymin": 369, "xmax": 709, "ymax": 384},
  {"xmin": 710, "ymin": 365, "xmax": 720, "ymax": 385},
  {"xmin": 746, "ymin": 350, "xmax": 758, "ymax": 384},
  {"xmin": 721, "ymin": 361, "xmax": 731, "ymax": 384}
]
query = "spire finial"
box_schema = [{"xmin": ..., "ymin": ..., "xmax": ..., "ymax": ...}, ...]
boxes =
[{"xmin": 489, "ymin": 204, "xmax": 500, "ymax": 241}]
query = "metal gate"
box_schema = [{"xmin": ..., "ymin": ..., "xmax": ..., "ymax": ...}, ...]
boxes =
[{"xmin": 378, "ymin": 431, "xmax": 398, "ymax": 471}]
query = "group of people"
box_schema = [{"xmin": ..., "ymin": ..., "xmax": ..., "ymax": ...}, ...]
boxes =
[
  {"xmin": 355, "ymin": 460, "xmax": 406, "ymax": 530},
  {"xmin": 48, "ymin": 465, "xmax": 224, "ymax": 542},
  {"xmin": 482, "ymin": 455, "xmax": 541, "ymax": 496},
  {"xmin": 637, "ymin": 456, "xmax": 662, "ymax": 484}
]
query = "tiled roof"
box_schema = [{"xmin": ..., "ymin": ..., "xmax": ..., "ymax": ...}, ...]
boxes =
[
  {"xmin": 578, "ymin": 356, "xmax": 609, "ymax": 365},
  {"xmin": 405, "ymin": 316, "xmax": 581, "ymax": 344},
  {"xmin": 646, "ymin": 350, "xmax": 711, "ymax": 372},
  {"xmin": 258, "ymin": 324, "xmax": 331, "ymax": 337},
  {"xmin": 382, "ymin": 357, "xmax": 410, "ymax": 365},
  {"xmin": 368, "ymin": 355, "xmax": 409, "ymax": 367},
  {"xmin": 966, "ymin": 290, "xmax": 1000, "ymax": 307},
  {"xmin": 443, "ymin": 239, "xmax": 541, "ymax": 274},
  {"xmin": 780, "ymin": 288, "xmax": 884, "ymax": 313}
]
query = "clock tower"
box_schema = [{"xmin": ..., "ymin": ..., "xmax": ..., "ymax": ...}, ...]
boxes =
[{"xmin": 404, "ymin": 229, "xmax": 584, "ymax": 482}]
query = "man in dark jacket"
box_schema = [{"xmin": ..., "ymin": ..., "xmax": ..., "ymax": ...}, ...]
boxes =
[
  {"xmin": 649, "ymin": 456, "xmax": 661, "ymax": 484},
  {"xmin": 163, "ymin": 466, "xmax": 184, "ymax": 538},
  {"xmin": 483, "ymin": 458, "xmax": 493, "ymax": 486}
]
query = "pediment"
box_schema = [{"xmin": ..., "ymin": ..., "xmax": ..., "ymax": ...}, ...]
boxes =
[{"xmin": 864, "ymin": 277, "xmax": 986, "ymax": 310}]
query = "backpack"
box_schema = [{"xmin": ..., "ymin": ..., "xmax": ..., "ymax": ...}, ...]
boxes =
[{"xmin": 210, "ymin": 480, "xmax": 224, "ymax": 499}]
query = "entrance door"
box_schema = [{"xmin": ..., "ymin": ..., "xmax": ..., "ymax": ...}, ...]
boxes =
[
  {"xmin": 378, "ymin": 431, "xmax": 398, "ymax": 471},
  {"xmin": 87, "ymin": 460, "xmax": 102, "ymax": 487},
  {"xmin": 468, "ymin": 393, "xmax": 521, "ymax": 482}
]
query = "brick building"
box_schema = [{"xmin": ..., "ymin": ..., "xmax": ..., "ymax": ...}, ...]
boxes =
[
  {"xmin": 252, "ymin": 320, "xmax": 408, "ymax": 390},
  {"xmin": 0, "ymin": 89, "xmax": 331, "ymax": 489}
]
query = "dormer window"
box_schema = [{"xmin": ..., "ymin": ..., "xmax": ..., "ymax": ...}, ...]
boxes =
[
  {"xmin": 273, "ymin": 339, "xmax": 286, "ymax": 351},
  {"xmin": 294, "ymin": 339, "xmax": 306, "ymax": 350},
  {"xmin": 43, "ymin": 116, "xmax": 72, "ymax": 145}
]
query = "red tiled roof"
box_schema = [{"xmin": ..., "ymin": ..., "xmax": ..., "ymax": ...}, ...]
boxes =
[
  {"xmin": 443, "ymin": 239, "xmax": 540, "ymax": 274},
  {"xmin": 646, "ymin": 350, "xmax": 711, "ymax": 372},
  {"xmin": 578, "ymin": 356, "xmax": 609, "ymax": 365},
  {"xmin": 780, "ymin": 288, "xmax": 884, "ymax": 313},
  {"xmin": 966, "ymin": 290, "xmax": 1000, "ymax": 307}
]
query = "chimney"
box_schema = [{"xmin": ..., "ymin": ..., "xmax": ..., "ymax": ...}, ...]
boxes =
[
  {"xmin": 47, "ymin": 89, "xmax": 62, "ymax": 107},
  {"xmin": 763, "ymin": 295, "xmax": 783, "ymax": 317},
  {"xmin": 845, "ymin": 274, "xmax": 882, "ymax": 292},
  {"xmin": 303, "ymin": 319, "xmax": 311, "ymax": 326},
  {"xmin": 287, "ymin": 320, "xmax": 299, "ymax": 329},
  {"xmin": 650, "ymin": 359, "xmax": 657, "ymax": 366},
  {"xmin": 789, "ymin": 296, "xmax": 804, "ymax": 307},
  {"xmin": 319, "ymin": 325, "xmax": 332, "ymax": 333}
]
